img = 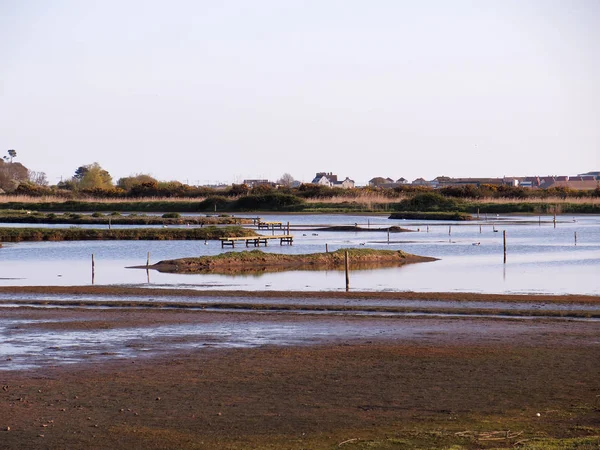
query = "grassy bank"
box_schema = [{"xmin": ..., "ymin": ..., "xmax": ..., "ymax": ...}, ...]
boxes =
[
  {"xmin": 2, "ymin": 193, "xmax": 600, "ymax": 214},
  {"xmin": 143, "ymin": 248, "xmax": 436, "ymax": 274},
  {"xmin": 0, "ymin": 226, "xmax": 255, "ymax": 242},
  {"xmin": 0, "ymin": 209, "xmax": 250, "ymax": 225}
]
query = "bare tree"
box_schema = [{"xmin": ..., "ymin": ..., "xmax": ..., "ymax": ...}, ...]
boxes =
[
  {"xmin": 277, "ymin": 173, "xmax": 295, "ymax": 187},
  {"xmin": 28, "ymin": 170, "xmax": 49, "ymax": 186}
]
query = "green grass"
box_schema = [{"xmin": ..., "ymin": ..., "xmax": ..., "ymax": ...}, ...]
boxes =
[{"xmin": 0, "ymin": 226, "xmax": 255, "ymax": 242}]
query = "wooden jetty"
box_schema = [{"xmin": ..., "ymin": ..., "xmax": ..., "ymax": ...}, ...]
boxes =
[
  {"xmin": 257, "ymin": 221, "xmax": 283, "ymax": 230},
  {"xmin": 220, "ymin": 234, "xmax": 293, "ymax": 248}
]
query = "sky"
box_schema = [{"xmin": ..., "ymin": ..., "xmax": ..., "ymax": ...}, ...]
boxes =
[{"xmin": 1, "ymin": 0, "xmax": 599, "ymax": 186}]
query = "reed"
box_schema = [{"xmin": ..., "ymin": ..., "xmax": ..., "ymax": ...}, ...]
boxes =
[{"xmin": 0, "ymin": 226, "xmax": 255, "ymax": 242}]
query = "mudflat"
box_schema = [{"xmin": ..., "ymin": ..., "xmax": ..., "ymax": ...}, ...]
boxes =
[{"xmin": 0, "ymin": 290, "xmax": 599, "ymax": 449}]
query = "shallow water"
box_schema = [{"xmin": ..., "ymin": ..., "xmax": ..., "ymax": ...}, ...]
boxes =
[
  {"xmin": 0, "ymin": 214, "xmax": 598, "ymax": 295},
  {"xmin": 1, "ymin": 313, "xmax": 595, "ymax": 370}
]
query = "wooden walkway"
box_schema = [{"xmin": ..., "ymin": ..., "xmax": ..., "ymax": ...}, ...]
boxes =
[
  {"xmin": 257, "ymin": 221, "xmax": 283, "ymax": 230},
  {"xmin": 220, "ymin": 234, "xmax": 293, "ymax": 248}
]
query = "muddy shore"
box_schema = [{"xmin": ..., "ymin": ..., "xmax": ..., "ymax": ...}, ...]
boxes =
[{"xmin": 1, "ymin": 288, "xmax": 599, "ymax": 449}]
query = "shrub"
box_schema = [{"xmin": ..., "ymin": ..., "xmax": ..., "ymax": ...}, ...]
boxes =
[
  {"xmin": 91, "ymin": 212, "xmax": 103, "ymax": 217},
  {"xmin": 396, "ymin": 193, "xmax": 463, "ymax": 211},
  {"xmin": 162, "ymin": 212, "xmax": 181, "ymax": 219}
]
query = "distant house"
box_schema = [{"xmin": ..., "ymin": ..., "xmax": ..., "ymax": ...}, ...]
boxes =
[
  {"xmin": 243, "ymin": 179, "xmax": 273, "ymax": 188},
  {"xmin": 396, "ymin": 177, "xmax": 408, "ymax": 184},
  {"xmin": 311, "ymin": 175, "xmax": 333, "ymax": 187},
  {"xmin": 578, "ymin": 171, "xmax": 600, "ymax": 180},
  {"xmin": 411, "ymin": 178, "xmax": 429, "ymax": 186},
  {"xmin": 311, "ymin": 172, "xmax": 354, "ymax": 188},
  {"xmin": 333, "ymin": 177, "xmax": 355, "ymax": 189},
  {"xmin": 546, "ymin": 180, "xmax": 599, "ymax": 191},
  {"xmin": 369, "ymin": 177, "xmax": 394, "ymax": 187},
  {"xmin": 539, "ymin": 176, "xmax": 556, "ymax": 188}
]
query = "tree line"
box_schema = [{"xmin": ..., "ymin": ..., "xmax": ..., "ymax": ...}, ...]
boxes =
[{"xmin": 1, "ymin": 152, "xmax": 599, "ymax": 199}]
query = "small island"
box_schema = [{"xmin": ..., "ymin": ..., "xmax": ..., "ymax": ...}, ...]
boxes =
[{"xmin": 137, "ymin": 248, "xmax": 437, "ymax": 275}]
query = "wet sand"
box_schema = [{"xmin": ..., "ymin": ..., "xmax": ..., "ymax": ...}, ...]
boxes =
[{"xmin": 1, "ymin": 288, "xmax": 599, "ymax": 449}]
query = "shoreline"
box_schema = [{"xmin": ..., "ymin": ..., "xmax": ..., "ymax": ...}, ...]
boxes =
[{"xmin": 1, "ymin": 285, "xmax": 598, "ymax": 303}]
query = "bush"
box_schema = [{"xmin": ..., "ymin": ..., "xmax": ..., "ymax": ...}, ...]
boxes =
[
  {"xmin": 91, "ymin": 212, "xmax": 103, "ymax": 217},
  {"xmin": 162, "ymin": 212, "xmax": 181, "ymax": 219},
  {"xmin": 396, "ymin": 193, "xmax": 463, "ymax": 212},
  {"xmin": 233, "ymin": 194, "xmax": 305, "ymax": 211}
]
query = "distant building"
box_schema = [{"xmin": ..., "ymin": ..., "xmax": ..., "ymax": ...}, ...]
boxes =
[
  {"xmin": 546, "ymin": 180, "xmax": 599, "ymax": 191},
  {"xmin": 368, "ymin": 177, "xmax": 394, "ymax": 187},
  {"xmin": 411, "ymin": 177, "xmax": 429, "ymax": 186},
  {"xmin": 243, "ymin": 179, "xmax": 273, "ymax": 188},
  {"xmin": 310, "ymin": 172, "xmax": 354, "ymax": 188},
  {"xmin": 333, "ymin": 177, "xmax": 355, "ymax": 189}
]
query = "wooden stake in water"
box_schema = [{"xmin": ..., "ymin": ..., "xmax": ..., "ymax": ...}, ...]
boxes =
[
  {"xmin": 426, "ymin": 225, "xmax": 429, "ymax": 233},
  {"xmin": 503, "ymin": 230, "xmax": 507, "ymax": 264},
  {"xmin": 449, "ymin": 225, "xmax": 451, "ymax": 236},
  {"xmin": 574, "ymin": 231, "xmax": 577, "ymax": 246},
  {"xmin": 477, "ymin": 208, "xmax": 480, "ymax": 220},
  {"xmin": 479, "ymin": 224, "xmax": 482, "ymax": 234},
  {"xmin": 108, "ymin": 218, "xmax": 112, "ymax": 230},
  {"xmin": 539, "ymin": 215, "xmax": 541, "ymax": 226},
  {"xmin": 344, "ymin": 250, "xmax": 350, "ymax": 291},
  {"xmin": 146, "ymin": 252, "xmax": 150, "ymax": 267},
  {"xmin": 325, "ymin": 243, "xmax": 329, "ymax": 253},
  {"xmin": 287, "ymin": 221, "xmax": 290, "ymax": 235},
  {"xmin": 553, "ymin": 212, "xmax": 556, "ymax": 228},
  {"xmin": 387, "ymin": 229, "xmax": 390, "ymax": 244},
  {"xmin": 91, "ymin": 253, "xmax": 95, "ymax": 284}
]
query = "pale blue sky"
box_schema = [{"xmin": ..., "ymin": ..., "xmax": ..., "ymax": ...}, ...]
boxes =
[{"xmin": 1, "ymin": 0, "xmax": 599, "ymax": 186}]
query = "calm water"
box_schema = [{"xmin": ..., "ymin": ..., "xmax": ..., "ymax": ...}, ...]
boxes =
[{"xmin": 0, "ymin": 214, "xmax": 599, "ymax": 295}]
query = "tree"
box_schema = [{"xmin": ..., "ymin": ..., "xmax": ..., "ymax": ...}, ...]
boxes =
[
  {"xmin": 117, "ymin": 174, "xmax": 158, "ymax": 191},
  {"xmin": 277, "ymin": 173, "xmax": 295, "ymax": 187},
  {"xmin": 28, "ymin": 170, "xmax": 49, "ymax": 186},
  {"xmin": 3, "ymin": 149, "xmax": 17, "ymax": 163},
  {"xmin": 74, "ymin": 165, "xmax": 90, "ymax": 180},
  {"xmin": 74, "ymin": 163, "xmax": 113, "ymax": 189}
]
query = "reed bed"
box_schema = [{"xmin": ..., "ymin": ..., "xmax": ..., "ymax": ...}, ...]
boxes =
[{"xmin": 0, "ymin": 226, "xmax": 254, "ymax": 242}]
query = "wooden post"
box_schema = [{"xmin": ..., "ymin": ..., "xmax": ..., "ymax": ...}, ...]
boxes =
[
  {"xmin": 108, "ymin": 218, "xmax": 111, "ymax": 230},
  {"xmin": 387, "ymin": 229, "xmax": 390, "ymax": 244},
  {"xmin": 539, "ymin": 215, "xmax": 541, "ymax": 226},
  {"xmin": 326, "ymin": 243, "xmax": 329, "ymax": 253},
  {"xmin": 91, "ymin": 254, "xmax": 95, "ymax": 284},
  {"xmin": 553, "ymin": 212, "xmax": 556, "ymax": 228},
  {"xmin": 477, "ymin": 208, "xmax": 480, "ymax": 219},
  {"xmin": 344, "ymin": 250, "xmax": 350, "ymax": 291},
  {"xmin": 426, "ymin": 225, "xmax": 429, "ymax": 233},
  {"xmin": 367, "ymin": 219, "xmax": 370, "ymax": 229},
  {"xmin": 287, "ymin": 221, "xmax": 290, "ymax": 235},
  {"xmin": 503, "ymin": 230, "xmax": 507, "ymax": 264},
  {"xmin": 146, "ymin": 252, "xmax": 150, "ymax": 267},
  {"xmin": 574, "ymin": 231, "xmax": 577, "ymax": 245},
  {"xmin": 479, "ymin": 224, "xmax": 482, "ymax": 234},
  {"xmin": 448, "ymin": 225, "xmax": 451, "ymax": 236}
]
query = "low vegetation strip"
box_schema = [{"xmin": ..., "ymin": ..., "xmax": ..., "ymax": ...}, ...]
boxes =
[
  {"xmin": 389, "ymin": 212, "xmax": 472, "ymax": 220},
  {"xmin": 0, "ymin": 210, "xmax": 250, "ymax": 225},
  {"xmin": 1, "ymin": 194, "xmax": 600, "ymax": 214},
  {"xmin": 0, "ymin": 226, "xmax": 255, "ymax": 242},
  {"xmin": 141, "ymin": 248, "xmax": 436, "ymax": 274},
  {"xmin": 314, "ymin": 225, "xmax": 413, "ymax": 232}
]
